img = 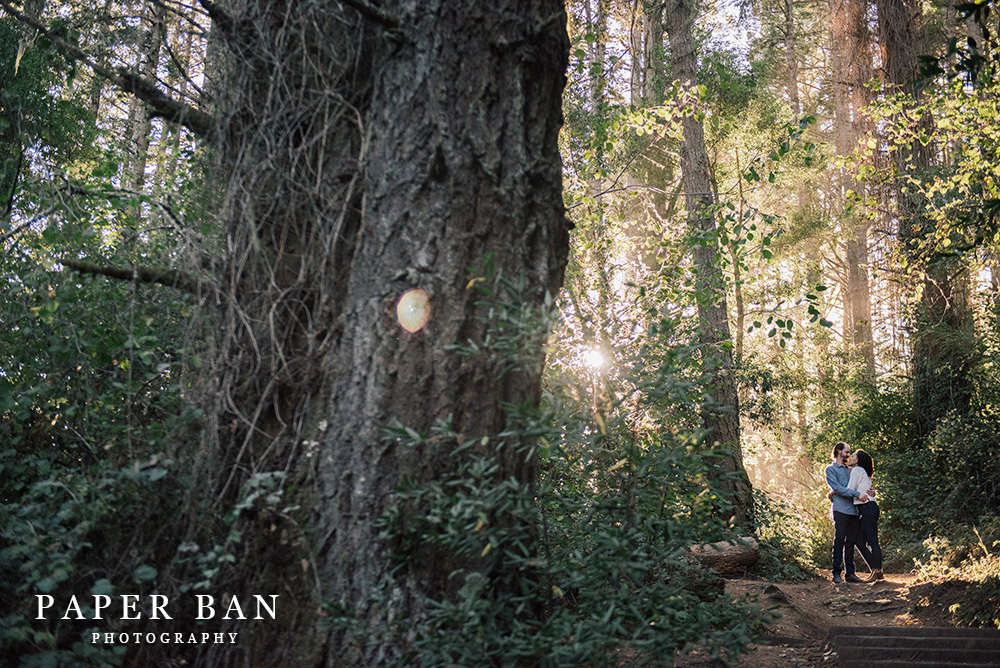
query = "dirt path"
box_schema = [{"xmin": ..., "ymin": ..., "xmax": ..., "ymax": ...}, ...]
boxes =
[{"xmin": 672, "ymin": 573, "xmax": 959, "ymax": 667}]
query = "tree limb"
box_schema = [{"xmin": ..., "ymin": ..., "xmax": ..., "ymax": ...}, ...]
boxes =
[
  {"xmin": 59, "ymin": 258, "xmax": 206, "ymax": 295},
  {"xmin": 3, "ymin": 143, "xmax": 24, "ymax": 221},
  {"xmin": 194, "ymin": 0, "xmax": 237, "ymax": 37},
  {"xmin": 339, "ymin": 0, "xmax": 401, "ymax": 29},
  {"xmin": 0, "ymin": 1, "xmax": 215, "ymax": 139}
]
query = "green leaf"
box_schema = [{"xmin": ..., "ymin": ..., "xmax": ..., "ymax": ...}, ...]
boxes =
[
  {"xmin": 133, "ymin": 565, "xmax": 158, "ymax": 582},
  {"xmin": 33, "ymin": 631, "xmax": 56, "ymax": 648},
  {"xmin": 91, "ymin": 578, "xmax": 114, "ymax": 596}
]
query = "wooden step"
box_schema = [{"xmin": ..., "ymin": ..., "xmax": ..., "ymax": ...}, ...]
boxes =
[
  {"xmin": 830, "ymin": 625, "xmax": 1000, "ymax": 638},
  {"xmin": 838, "ymin": 633, "xmax": 1000, "ymax": 650},
  {"xmin": 836, "ymin": 662, "xmax": 1000, "ymax": 668},
  {"xmin": 828, "ymin": 626, "xmax": 1000, "ymax": 668},
  {"xmin": 837, "ymin": 644, "xmax": 1000, "ymax": 663}
]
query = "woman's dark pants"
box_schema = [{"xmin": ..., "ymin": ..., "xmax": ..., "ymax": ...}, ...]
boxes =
[{"xmin": 856, "ymin": 500, "xmax": 882, "ymax": 571}]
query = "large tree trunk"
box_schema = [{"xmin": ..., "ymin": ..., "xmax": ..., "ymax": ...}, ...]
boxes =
[
  {"xmin": 169, "ymin": 2, "xmax": 571, "ymax": 666},
  {"xmin": 829, "ymin": 0, "xmax": 876, "ymax": 382},
  {"xmin": 664, "ymin": 0, "xmax": 753, "ymax": 528},
  {"xmin": 875, "ymin": 0, "xmax": 974, "ymax": 432}
]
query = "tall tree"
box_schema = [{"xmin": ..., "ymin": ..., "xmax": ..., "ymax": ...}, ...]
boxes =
[
  {"xmin": 829, "ymin": 0, "xmax": 876, "ymax": 380},
  {"xmin": 664, "ymin": 0, "xmax": 754, "ymax": 526},
  {"xmin": 875, "ymin": 0, "xmax": 974, "ymax": 432}
]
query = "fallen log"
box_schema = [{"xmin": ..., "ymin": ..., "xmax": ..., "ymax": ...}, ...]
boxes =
[{"xmin": 686, "ymin": 536, "xmax": 759, "ymax": 576}]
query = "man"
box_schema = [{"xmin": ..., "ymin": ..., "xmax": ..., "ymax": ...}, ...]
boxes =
[{"xmin": 825, "ymin": 441, "xmax": 869, "ymax": 584}]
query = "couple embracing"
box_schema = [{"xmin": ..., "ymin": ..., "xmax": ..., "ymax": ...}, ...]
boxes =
[{"xmin": 825, "ymin": 441, "xmax": 883, "ymax": 584}]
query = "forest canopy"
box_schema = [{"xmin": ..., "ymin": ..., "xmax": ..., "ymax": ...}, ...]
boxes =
[{"xmin": 2, "ymin": 0, "xmax": 1000, "ymax": 666}]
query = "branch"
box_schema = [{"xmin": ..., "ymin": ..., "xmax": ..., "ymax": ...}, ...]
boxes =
[
  {"xmin": 3, "ymin": 143, "xmax": 24, "ymax": 220},
  {"xmin": 0, "ymin": 201, "xmax": 58, "ymax": 247},
  {"xmin": 195, "ymin": 0, "xmax": 238, "ymax": 36},
  {"xmin": 161, "ymin": 34, "xmax": 204, "ymax": 98},
  {"xmin": 338, "ymin": 0, "xmax": 401, "ymax": 29},
  {"xmin": 0, "ymin": 214, "xmax": 44, "ymax": 247},
  {"xmin": 0, "ymin": 1, "xmax": 215, "ymax": 139},
  {"xmin": 59, "ymin": 258, "xmax": 205, "ymax": 295}
]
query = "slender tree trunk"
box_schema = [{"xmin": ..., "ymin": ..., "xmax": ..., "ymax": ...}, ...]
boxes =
[
  {"xmin": 126, "ymin": 0, "xmax": 166, "ymax": 225},
  {"xmin": 784, "ymin": 0, "xmax": 802, "ymax": 118},
  {"xmin": 629, "ymin": 0, "xmax": 665, "ymax": 105},
  {"xmin": 153, "ymin": 24, "xmax": 194, "ymax": 208},
  {"xmin": 733, "ymin": 149, "xmax": 746, "ymax": 361},
  {"xmin": 630, "ymin": 0, "xmax": 644, "ymax": 102},
  {"xmin": 586, "ymin": 0, "xmax": 610, "ymax": 109},
  {"xmin": 665, "ymin": 0, "xmax": 753, "ymax": 527},
  {"xmin": 992, "ymin": 264, "xmax": 1000, "ymax": 299},
  {"xmin": 846, "ymin": 222, "xmax": 875, "ymax": 378}
]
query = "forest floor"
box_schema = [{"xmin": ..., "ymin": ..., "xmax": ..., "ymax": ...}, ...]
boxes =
[{"xmin": 664, "ymin": 572, "xmax": 978, "ymax": 667}]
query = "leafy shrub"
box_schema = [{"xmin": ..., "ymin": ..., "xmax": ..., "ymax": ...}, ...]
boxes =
[
  {"xmin": 951, "ymin": 574, "xmax": 1000, "ymax": 628},
  {"xmin": 0, "ymin": 451, "xmax": 177, "ymax": 668},
  {"xmin": 911, "ymin": 523, "xmax": 1000, "ymax": 628},
  {"xmin": 751, "ymin": 489, "xmax": 815, "ymax": 579},
  {"xmin": 372, "ymin": 410, "xmax": 768, "ymax": 667}
]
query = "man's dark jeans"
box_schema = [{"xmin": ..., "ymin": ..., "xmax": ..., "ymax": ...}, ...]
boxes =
[{"xmin": 832, "ymin": 510, "xmax": 860, "ymax": 576}]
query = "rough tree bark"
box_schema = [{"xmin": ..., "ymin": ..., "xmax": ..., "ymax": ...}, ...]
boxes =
[
  {"xmin": 664, "ymin": 0, "xmax": 753, "ymax": 527},
  {"xmin": 176, "ymin": 2, "xmax": 572, "ymax": 666}
]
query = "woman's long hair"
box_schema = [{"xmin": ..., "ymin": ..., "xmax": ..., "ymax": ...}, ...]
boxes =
[{"xmin": 855, "ymin": 449, "xmax": 874, "ymax": 477}]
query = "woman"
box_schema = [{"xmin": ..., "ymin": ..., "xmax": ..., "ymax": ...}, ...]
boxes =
[{"xmin": 848, "ymin": 449, "xmax": 883, "ymax": 581}]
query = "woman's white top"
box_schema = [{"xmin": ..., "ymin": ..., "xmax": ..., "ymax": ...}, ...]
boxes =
[{"xmin": 848, "ymin": 466, "xmax": 872, "ymax": 506}]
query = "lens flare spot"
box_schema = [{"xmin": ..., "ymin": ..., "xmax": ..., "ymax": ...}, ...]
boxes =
[
  {"xmin": 583, "ymin": 348, "xmax": 605, "ymax": 368},
  {"xmin": 397, "ymin": 289, "xmax": 430, "ymax": 333}
]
